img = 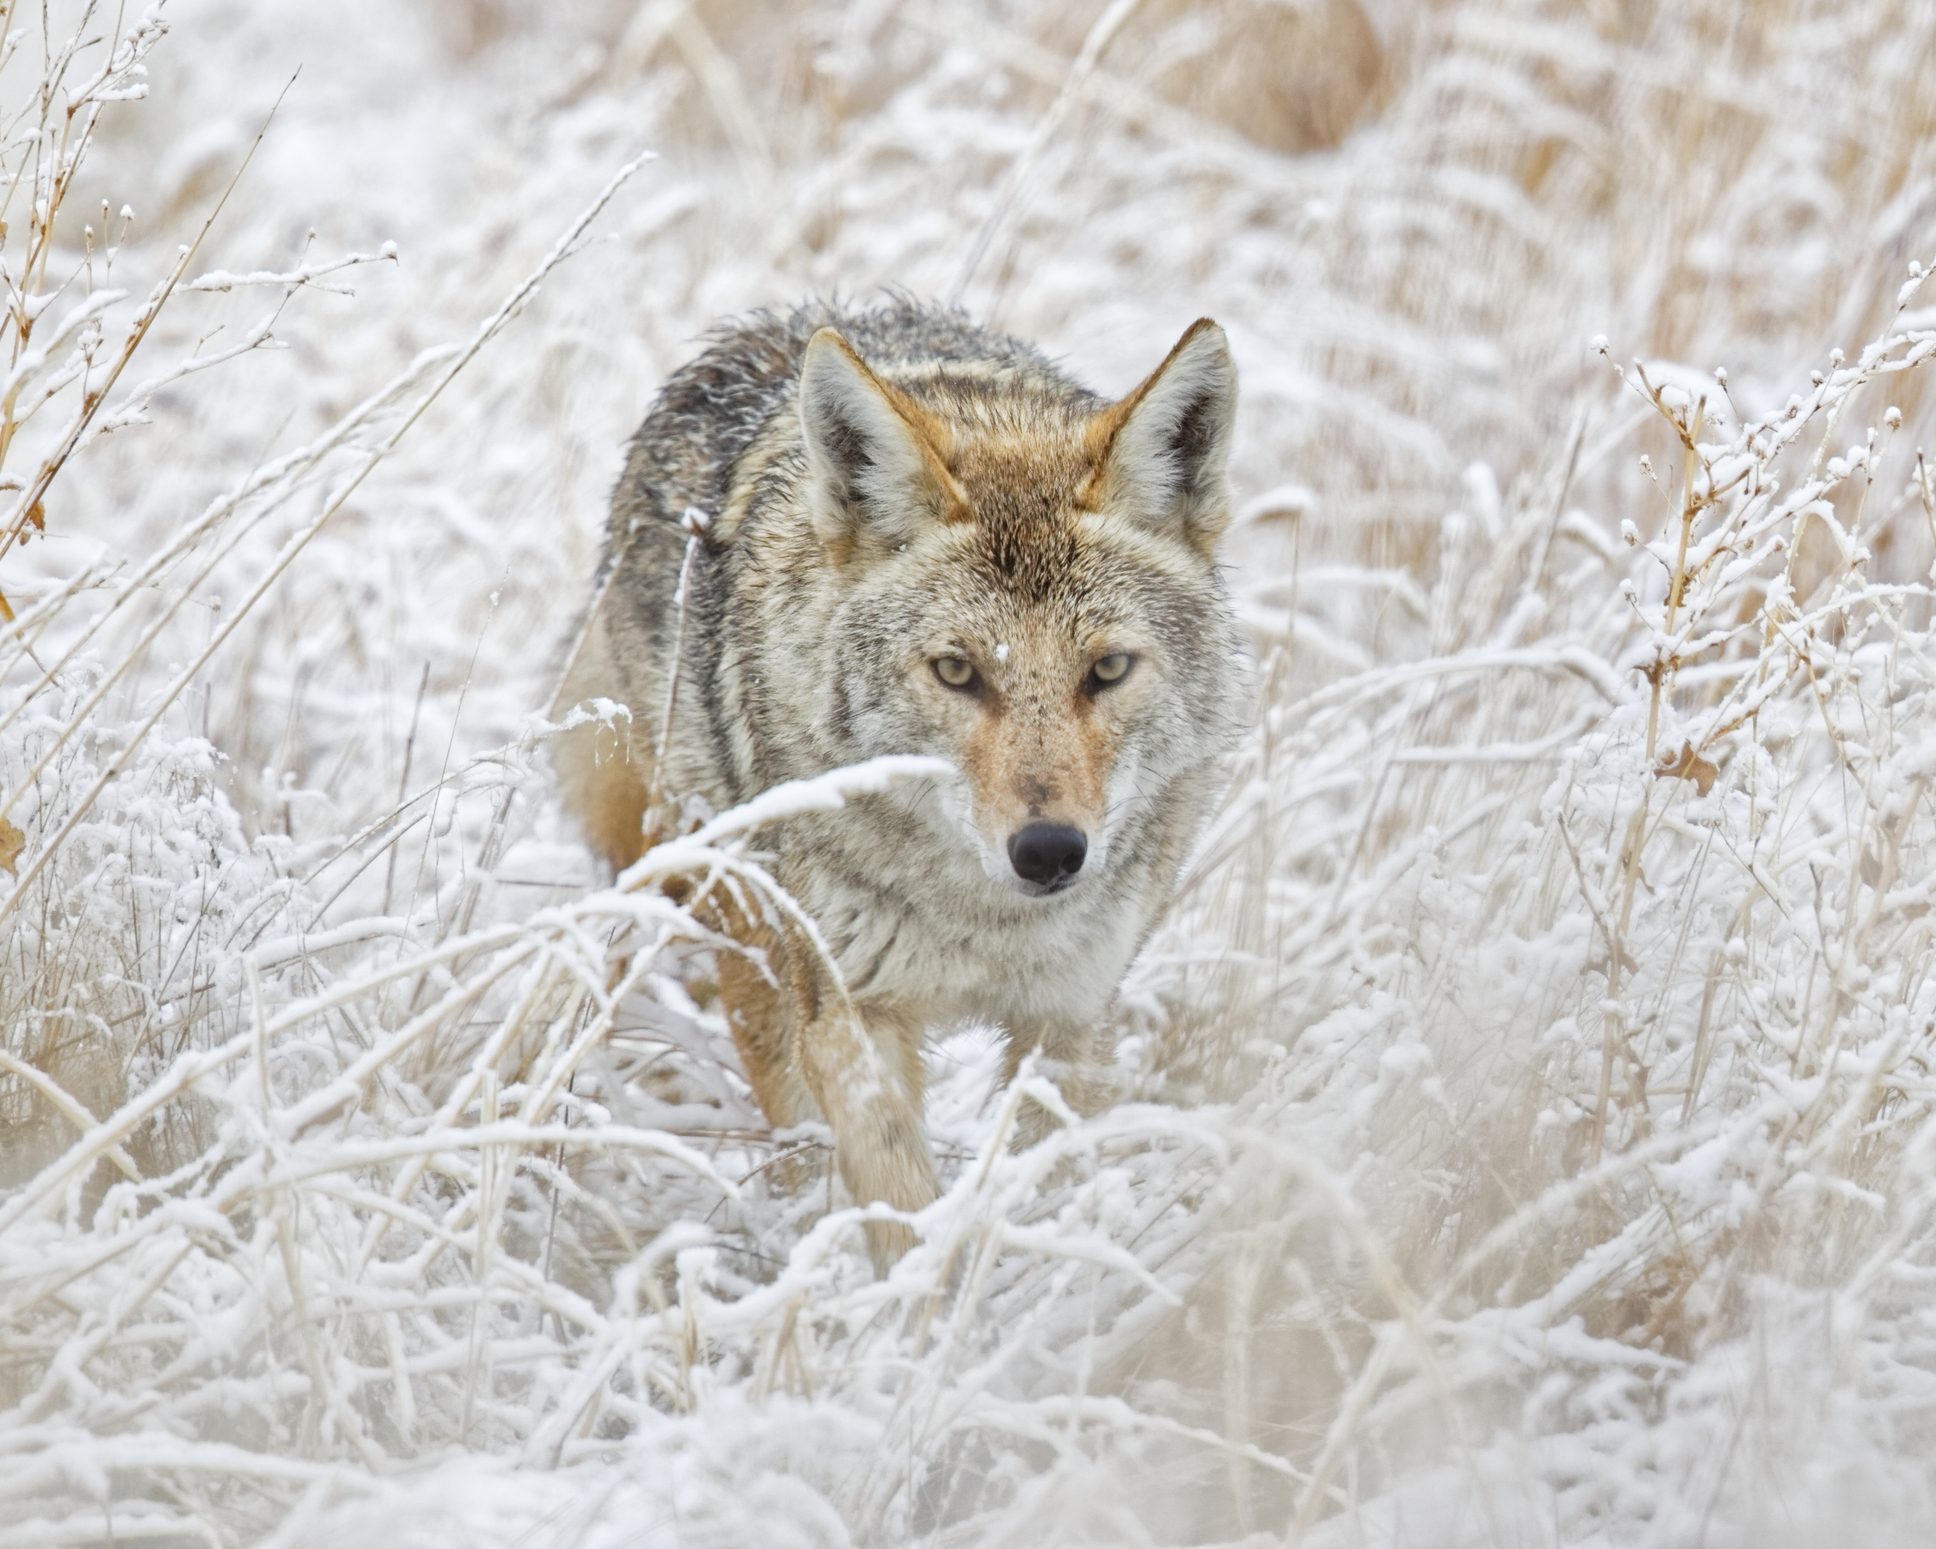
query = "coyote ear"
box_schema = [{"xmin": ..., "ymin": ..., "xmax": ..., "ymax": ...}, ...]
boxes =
[
  {"xmin": 1081, "ymin": 318, "xmax": 1237, "ymax": 556},
  {"xmin": 798, "ymin": 327, "xmax": 970, "ymax": 549}
]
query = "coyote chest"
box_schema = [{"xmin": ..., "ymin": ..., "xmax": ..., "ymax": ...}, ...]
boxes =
[{"xmin": 552, "ymin": 300, "xmax": 1239, "ymax": 1269}]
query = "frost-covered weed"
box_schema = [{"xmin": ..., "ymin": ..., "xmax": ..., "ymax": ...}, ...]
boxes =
[{"xmin": 6, "ymin": 1, "xmax": 1936, "ymax": 1545}]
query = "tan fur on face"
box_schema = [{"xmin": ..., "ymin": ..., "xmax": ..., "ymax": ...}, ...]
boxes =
[{"xmin": 950, "ymin": 640, "xmax": 1124, "ymax": 852}]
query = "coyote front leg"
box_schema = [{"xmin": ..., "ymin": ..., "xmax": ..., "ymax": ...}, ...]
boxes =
[
  {"xmin": 792, "ymin": 998, "xmax": 938, "ymax": 1272},
  {"xmin": 710, "ymin": 896, "xmax": 937, "ymax": 1272},
  {"xmin": 1000, "ymin": 1019, "xmax": 1114, "ymax": 1151}
]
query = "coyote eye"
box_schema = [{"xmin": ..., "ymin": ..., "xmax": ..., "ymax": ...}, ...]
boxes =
[
  {"xmin": 933, "ymin": 656, "xmax": 978, "ymax": 690},
  {"xmin": 1088, "ymin": 653, "xmax": 1134, "ymax": 690}
]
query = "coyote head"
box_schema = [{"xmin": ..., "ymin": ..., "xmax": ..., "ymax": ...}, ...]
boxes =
[{"xmin": 794, "ymin": 318, "xmax": 1239, "ymax": 899}]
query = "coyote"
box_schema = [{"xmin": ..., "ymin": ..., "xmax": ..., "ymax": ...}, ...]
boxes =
[{"xmin": 552, "ymin": 299, "xmax": 1239, "ymax": 1267}]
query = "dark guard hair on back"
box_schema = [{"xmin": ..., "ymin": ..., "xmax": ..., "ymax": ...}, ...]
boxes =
[{"xmin": 606, "ymin": 299, "xmax": 1092, "ymax": 554}]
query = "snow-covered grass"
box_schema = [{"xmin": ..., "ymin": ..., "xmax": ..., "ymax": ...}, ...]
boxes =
[{"xmin": 5, "ymin": 0, "xmax": 1936, "ymax": 1543}]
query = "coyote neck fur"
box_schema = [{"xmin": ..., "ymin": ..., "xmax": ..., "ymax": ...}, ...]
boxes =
[{"xmin": 552, "ymin": 298, "xmax": 1240, "ymax": 1271}]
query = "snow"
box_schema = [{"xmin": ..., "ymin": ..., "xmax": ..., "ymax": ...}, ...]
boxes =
[{"xmin": 5, "ymin": 0, "xmax": 1936, "ymax": 1545}]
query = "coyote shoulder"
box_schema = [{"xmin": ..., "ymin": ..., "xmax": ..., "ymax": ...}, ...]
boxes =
[{"xmin": 553, "ymin": 299, "xmax": 1239, "ymax": 1267}]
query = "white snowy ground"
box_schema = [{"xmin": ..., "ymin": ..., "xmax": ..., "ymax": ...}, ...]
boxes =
[{"xmin": 5, "ymin": 1, "xmax": 1936, "ymax": 1544}]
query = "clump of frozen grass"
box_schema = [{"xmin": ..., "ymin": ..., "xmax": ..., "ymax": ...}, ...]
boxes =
[
  {"xmin": 0, "ymin": 0, "xmax": 651, "ymax": 1180},
  {"xmin": 0, "ymin": 15, "xmax": 659, "ymax": 1518},
  {"xmin": 11, "ymin": 291, "xmax": 1936, "ymax": 1540},
  {"xmin": 1125, "ymin": 265, "xmax": 1936, "ymax": 1539}
]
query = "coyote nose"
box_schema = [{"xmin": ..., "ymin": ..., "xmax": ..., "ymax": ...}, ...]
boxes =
[{"xmin": 1008, "ymin": 823, "xmax": 1087, "ymax": 885}]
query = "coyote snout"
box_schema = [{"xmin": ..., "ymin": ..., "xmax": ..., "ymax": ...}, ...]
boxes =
[
  {"xmin": 552, "ymin": 298, "xmax": 1240, "ymax": 1272},
  {"xmin": 1008, "ymin": 822, "xmax": 1086, "ymax": 889},
  {"xmin": 939, "ymin": 633, "xmax": 1136, "ymax": 896}
]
